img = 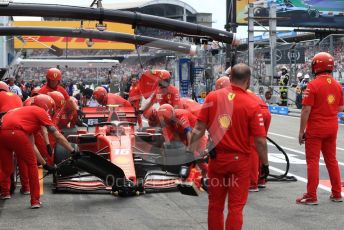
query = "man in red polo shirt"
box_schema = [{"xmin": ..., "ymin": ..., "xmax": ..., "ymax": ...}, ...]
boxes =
[
  {"xmin": 297, "ymin": 52, "xmax": 343, "ymax": 205},
  {"xmin": 93, "ymin": 86, "xmax": 132, "ymax": 107},
  {"xmin": 189, "ymin": 63, "xmax": 269, "ymax": 230},
  {"xmin": 0, "ymin": 94, "xmax": 76, "ymax": 208}
]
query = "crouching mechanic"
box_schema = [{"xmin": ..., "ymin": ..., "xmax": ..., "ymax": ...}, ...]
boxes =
[
  {"xmin": 0, "ymin": 94, "xmax": 78, "ymax": 208},
  {"xmin": 189, "ymin": 63, "xmax": 269, "ymax": 230},
  {"xmin": 93, "ymin": 86, "xmax": 132, "ymax": 107},
  {"xmin": 297, "ymin": 52, "xmax": 343, "ymax": 204},
  {"xmin": 157, "ymin": 104, "xmax": 208, "ymax": 181}
]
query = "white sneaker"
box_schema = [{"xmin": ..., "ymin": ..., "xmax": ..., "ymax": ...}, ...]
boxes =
[
  {"xmin": 30, "ymin": 201, "xmax": 42, "ymax": 209},
  {"xmin": 0, "ymin": 194, "xmax": 11, "ymax": 200}
]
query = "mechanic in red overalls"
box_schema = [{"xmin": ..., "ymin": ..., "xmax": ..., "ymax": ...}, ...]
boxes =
[
  {"xmin": 0, "ymin": 81, "xmax": 30, "ymax": 195},
  {"xmin": 32, "ymin": 91, "xmax": 66, "ymax": 165},
  {"xmin": 0, "ymin": 94, "xmax": 76, "ymax": 208},
  {"xmin": 143, "ymin": 106, "xmax": 160, "ymax": 127},
  {"xmin": 128, "ymin": 76, "xmax": 143, "ymax": 128},
  {"xmin": 297, "ymin": 52, "xmax": 343, "ymax": 204},
  {"xmin": 247, "ymin": 90, "xmax": 271, "ymax": 191},
  {"xmin": 39, "ymin": 68, "xmax": 78, "ymax": 111},
  {"xmin": 141, "ymin": 70, "xmax": 181, "ymax": 112},
  {"xmin": 189, "ymin": 63, "xmax": 269, "ymax": 230},
  {"xmin": 93, "ymin": 86, "xmax": 132, "ymax": 107},
  {"xmin": 157, "ymin": 104, "xmax": 208, "ymax": 177},
  {"xmin": 58, "ymin": 96, "xmax": 78, "ymax": 129},
  {"xmin": 173, "ymin": 98, "xmax": 202, "ymax": 117}
]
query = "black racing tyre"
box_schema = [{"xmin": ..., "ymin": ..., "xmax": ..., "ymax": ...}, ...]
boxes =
[{"xmin": 54, "ymin": 143, "xmax": 78, "ymax": 177}]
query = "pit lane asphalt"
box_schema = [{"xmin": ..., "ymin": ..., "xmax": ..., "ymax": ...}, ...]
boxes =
[{"xmin": 1, "ymin": 114, "xmax": 344, "ymax": 230}]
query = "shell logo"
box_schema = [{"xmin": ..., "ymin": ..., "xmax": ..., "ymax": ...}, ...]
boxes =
[
  {"xmin": 6, "ymin": 92, "xmax": 14, "ymax": 96},
  {"xmin": 227, "ymin": 92, "xmax": 236, "ymax": 101},
  {"xmin": 218, "ymin": 114, "xmax": 231, "ymax": 129},
  {"xmin": 327, "ymin": 94, "xmax": 335, "ymax": 104}
]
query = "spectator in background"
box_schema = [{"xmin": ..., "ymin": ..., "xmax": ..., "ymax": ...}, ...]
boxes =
[
  {"xmin": 22, "ymin": 82, "xmax": 31, "ymax": 101},
  {"xmin": 109, "ymin": 76, "xmax": 120, "ymax": 94},
  {"xmin": 8, "ymin": 77, "xmax": 23, "ymax": 99}
]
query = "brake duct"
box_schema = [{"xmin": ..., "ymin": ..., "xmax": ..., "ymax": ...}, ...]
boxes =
[
  {"xmin": 0, "ymin": 26, "xmax": 198, "ymax": 55},
  {"xmin": 0, "ymin": 2, "xmax": 237, "ymax": 45}
]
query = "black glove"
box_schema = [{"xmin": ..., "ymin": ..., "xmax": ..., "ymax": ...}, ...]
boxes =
[
  {"xmin": 46, "ymin": 144, "xmax": 53, "ymax": 157},
  {"xmin": 260, "ymin": 164, "xmax": 269, "ymax": 179},
  {"xmin": 43, "ymin": 164, "xmax": 56, "ymax": 174},
  {"xmin": 71, "ymin": 150, "xmax": 81, "ymax": 160},
  {"xmin": 137, "ymin": 109, "xmax": 144, "ymax": 114}
]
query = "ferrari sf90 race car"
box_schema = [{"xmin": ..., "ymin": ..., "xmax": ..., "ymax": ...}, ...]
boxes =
[{"xmin": 53, "ymin": 105, "xmax": 206, "ymax": 196}]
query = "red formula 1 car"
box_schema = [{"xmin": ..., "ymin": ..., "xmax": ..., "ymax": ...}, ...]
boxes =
[{"xmin": 53, "ymin": 105, "xmax": 206, "ymax": 196}]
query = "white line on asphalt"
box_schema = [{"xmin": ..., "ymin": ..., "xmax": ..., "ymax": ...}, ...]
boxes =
[
  {"xmin": 271, "ymin": 114, "xmax": 299, "ymax": 119},
  {"xmin": 269, "ymin": 132, "xmax": 296, "ymax": 139},
  {"xmin": 269, "ymin": 166, "xmax": 344, "ymax": 196},
  {"xmin": 268, "ymin": 132, "xmax": 344, "ymax": 152},
  {"xmin": 272, "ymin": 114, "xmax": 344, "ymax": 127},
  {"xmin": 267, "ymin": 143, "xmax": 344, "ymax": 166}
]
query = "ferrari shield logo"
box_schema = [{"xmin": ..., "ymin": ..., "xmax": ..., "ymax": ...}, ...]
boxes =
[
  {"xmin": 327, "ymin": 94, "xmax": 335, "ymax": 105},
  {"xmin": 167, "ymin": 94, "xmax": 171, "ymax": 99},
  {"xmin": 53, "ymin": 72, "xmax": 58, "ymax": 78},
  {"xmin": 327, "ymin": 78, "xmax": 332, "ymax": 84},
  {"xmin": 218, "ymin": 114, "xmax": 231, "ymax": 129},
  {"xmin": 227, "ymin": 93, "xmax": 236, "ymax": 101}
]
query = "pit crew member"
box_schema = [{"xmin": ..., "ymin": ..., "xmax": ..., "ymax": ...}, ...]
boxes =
[
  {"xmin": 297, "ymin": 52, "xmax": 343, "ymax": 204},
  {"xmin": 189, "ymin": 63, "xmax": 269, "ymax": 230}
]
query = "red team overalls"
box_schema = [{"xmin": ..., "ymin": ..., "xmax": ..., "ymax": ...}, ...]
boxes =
[
  {"xmin": 173, "ymin": 98, "xmax": 202, "ymax": 117},
  {"xmin": 0, "ymin": 106, "xmax": 55, "ymax": 205},
  {"xmin": 39, "ymin": 84, "xmax": 70, "ymax": 100},
  {"xmin": 155, "ymin": 85, "xmax": 181, "ymax": 106},
  {"xmin": 198, "ymin": 85, "xmax": 266, "ymax": 230},
  {"xmin": 0, "ymin": 92, "xmax": 28, "ymax": 193},
  {"xmin": 129, "ymin": 83, "xmax": 142, "ymax": 128},
  {"xmin": 302, "ymin": 73, "xmax": 343, "ymax": 199},
  {"xmin": 105, "ymin": 93, "xmax": 132, "ymax": 107},
  {"xmin": 248, "ymin": 92, "xmax": 271, "ymax": 189}
]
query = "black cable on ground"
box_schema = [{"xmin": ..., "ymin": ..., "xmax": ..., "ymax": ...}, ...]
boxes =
[{"xmin": 266, "ymin": 136, "xmax": 297, "ymax": 182}]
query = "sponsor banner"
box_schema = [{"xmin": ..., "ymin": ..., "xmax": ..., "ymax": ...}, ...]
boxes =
[{"xmin": 13, "ymin": 21, "xmax": 135, "ymax": 50}]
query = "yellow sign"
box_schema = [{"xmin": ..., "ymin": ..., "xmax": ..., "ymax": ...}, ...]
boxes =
[
  {"xmin": 236, "ymin": 0, "xmax": 258, "ymax": 24},
  {"xmin": 13, "ymin": 21, "xmax": 135, "ymax": 50}
]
